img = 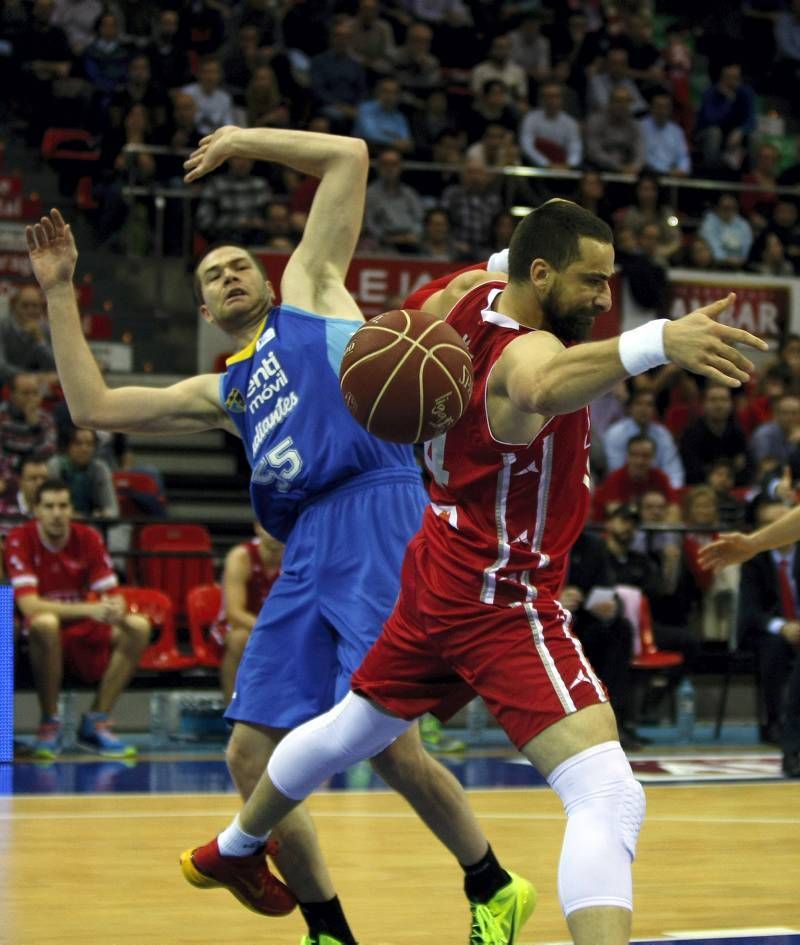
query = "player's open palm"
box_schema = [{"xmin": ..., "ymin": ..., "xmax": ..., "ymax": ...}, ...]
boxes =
[
  {"xmin": 26, "ymin": 209, "xmax": 78, "ymax": 292},
  {"xmin": 184, "ymin": 125, "xmax": 240, "ymax": 183},
  {"xmin": 663, "ymin": 293, "xmax": 768, "ymax": 388},
  {"xmin": 697, "ymin": 532, "xmax": 754, "ymax": 571}
]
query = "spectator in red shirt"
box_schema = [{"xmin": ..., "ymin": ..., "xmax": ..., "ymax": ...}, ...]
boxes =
[
  {"xmin": 211, "ymin": 523, "xmax": 283, "ymax": 702},
  {"xmin": 6, "ymin": 479, "xmax": 149, "ymax": 759},
  {"xmin": 593, "ymin": 433, "xmax": 679, "ymax": 521}
]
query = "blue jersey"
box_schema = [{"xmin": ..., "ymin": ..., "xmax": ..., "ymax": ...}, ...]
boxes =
[{"xmin": 220, "ymin": 303, "xmax": 419, "ymax": 541}]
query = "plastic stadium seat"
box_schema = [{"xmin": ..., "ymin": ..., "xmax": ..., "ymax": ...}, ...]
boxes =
[
  {"xmin": 113, "ymin": 471, "xmax": 166, "ymax": 519},
  {"xmin": 41, "ymin": 128, "xmax": 100, "ymax": 162},
  {"xmin": 616, "ymin": 584, "xmax": 684, "ymax": 670},
  {"xmin": 136, "ymin": 524, "xmax": 215, "ymax": 620},
  {"xmin": 186, "ymin": 583, "xmax": 223, "ymax": 667},
  {"xmin": 115, "ymin": 585, "xmax": 196, "ymax": 671}
]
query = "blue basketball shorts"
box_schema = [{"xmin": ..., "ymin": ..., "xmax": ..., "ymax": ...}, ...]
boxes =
[{"xmin": 226, "ymin": 468, "xmax": 427, "ymax": 729}]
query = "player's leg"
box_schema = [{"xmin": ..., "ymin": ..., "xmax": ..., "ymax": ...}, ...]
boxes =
[
  {"xmin": 187, "ymin": 552, "xmax": 363, "ymax": 942},
  {"xmin": 370, "ymin": 724, "xmax": 520, "ymax": 915},
  {"xmin": 522, "ymin": 704, "xmax": 638, "ymax": 945},
  {"xmin": 71, "ymin": 617, "xmax": 148, "ymax": 757},
  {"xmin": 27, "ymin": 612, "xmax": 63, "ymax": 720},
  {"xmin": 370, "ymin": 724, "xmax": 488, "ymax": 865},
  {"xmin": 27, "ymin": 612, "xmax": 64, "ymax": 757},
  {"xmin": 451, "ymin": 603, "xmax": 643, "ymax": 945},
  {"xmin": 226, "ymin": 720, "xmax": 338, "ymax": 903},
  {"xmin": 92, "ymin": 614, "xmax": 150, "ymax": 713},
  {"xmin": 219, "ymin": 627, "xmax": 248, "ymax": 704}
]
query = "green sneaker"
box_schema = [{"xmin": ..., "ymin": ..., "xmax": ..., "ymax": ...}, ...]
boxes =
[
  {"xmin": 420, "ymin": 715, "xmax": 466, "ymax": 753},
  {"xmin": 468, "ymin": 871, "xmax": 537, "ymax": 945},
  {"xmin": 299, "ymin": 936, "xmax": 353, "ymax": 945}
]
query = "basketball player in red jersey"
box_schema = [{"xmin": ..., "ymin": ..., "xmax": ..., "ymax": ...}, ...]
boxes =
[
  {"xmin": 212, "ymin": 524, "xmax": 283, "ymax": 702},
  {"xmin": 186, "ymin": 199, "xmax": 767, "ymax": 944},
  {"xmin": 6, "ymin": 479, "xmax": 151, "ymax": 758}
]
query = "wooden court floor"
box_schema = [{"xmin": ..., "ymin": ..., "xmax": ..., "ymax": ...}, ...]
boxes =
[{"xmin": 3, "ymin": 781, "xmax": 799, "ymax": 945}]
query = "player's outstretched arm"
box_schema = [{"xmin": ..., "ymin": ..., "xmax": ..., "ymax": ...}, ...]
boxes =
[
  {"xmin": 498, "ymin": 293, "xmax": 767, "ymax": 421},
  {"xmin": 27, "ymin": 210, "xmax": 231, "ymax": 434},
  {"xmin": 699, "ymin": 504, "xmax": 800, "ymax": 570},
  {"xmin": 185, "ymin": 125, "xmax": 368, "ymax": 319}
]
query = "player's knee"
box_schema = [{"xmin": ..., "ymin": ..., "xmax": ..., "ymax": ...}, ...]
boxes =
[
  {"xmin": 122, "ymin": 615, "xmax": 151, "ymax": 652},
  {"xmin": 548, "ymin": 741, "xmax": 645, "ymax": 915},
  {"xmin": 225, "ymin": 629, "xmax": 249, "ymax": 664},
  {"xmin": 369, "ymin": 725, "xmax": 426, "ymax": 787},
  {"xmin": 226, "ymin": 725, "xmax": 274, "ymax": 790},
  {"xmin": 28, "ymin": 612, "xmax": 60, "ymax": 640}
]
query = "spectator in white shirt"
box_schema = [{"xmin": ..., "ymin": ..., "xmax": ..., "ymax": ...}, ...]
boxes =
[
  {"xmin": 639, "ymin": 92, "xmax": 691, "ymax": 176},
  {"xmin": 518, "ymin": 81, "xmax": 582, "ymax": 169},
  {"xmin": 182, "ymin": 57, "xmax": 235, "ymax": 137},
  {"xmin": 470, "ymin": 33, "xmax": 528, "ymax": 107}
]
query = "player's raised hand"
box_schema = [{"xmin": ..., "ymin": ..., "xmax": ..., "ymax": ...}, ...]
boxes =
[
  {"xmin": 183, "ymin": 125, "xmax": 241, "ymax": 183},
  {"xmin": 663, "ymin": 293, "xmax": 769, "ymax": 388},
  {"xmin": 26, "ymin": 209, "xmax": 78, "ymax": 292},
  {"xmin": 697, "ymin": 532, "xmax": 755, "ymax": 571}
]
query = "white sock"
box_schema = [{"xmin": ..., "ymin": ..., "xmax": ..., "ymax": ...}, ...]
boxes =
[{"xmin": 217, "ymin": 813, "xmax": 269, "ymax": 857}]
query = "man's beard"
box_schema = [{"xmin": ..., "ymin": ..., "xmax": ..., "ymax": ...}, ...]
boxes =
[{"xmin": 541, "ymin": 287, "xmax": 595, "ymax": 343}]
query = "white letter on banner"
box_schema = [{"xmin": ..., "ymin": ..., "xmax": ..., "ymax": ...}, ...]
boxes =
[{"xmin": 360, "ymin": 269, "xmax": 388, "ymax": 305}]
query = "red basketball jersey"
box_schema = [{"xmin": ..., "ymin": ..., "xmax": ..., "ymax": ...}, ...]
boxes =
[
  {"xmin": 421, "ymin": 281, "xmax": 591, "ymax": 606},
  {"xmin": 5, "ymin": 520, "xmax": 118, "ymax": 602}
]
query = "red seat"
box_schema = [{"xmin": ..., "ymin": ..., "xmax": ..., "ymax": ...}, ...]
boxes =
[
  {"xmin": 630, "ymin": 596, "xmax": 684, "ymax": 670},
  {"xmin": 112, "ymin": 471, "xmax": 166, "ymax": 519},
  {"xmin": 186, "ymin": 583, "xmax": 223, "ymax": 667},
  {"xmin": 115, "ymin": 585, "xmax": 196, "ymax": 671},
  {"xmin": 616, "ymin": 585, "xmax": 684, "ymax": 670},
  {"xmin": 41, "ymin": 128, "xmax": 101, "ymax": 162},
  {"xmin": 136, "ymin": 524, "xmax": 215, "ymax": 620}
]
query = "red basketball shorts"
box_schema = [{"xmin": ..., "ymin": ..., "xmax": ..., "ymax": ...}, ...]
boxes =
[
  {"xmin": 352, "ymin": 543, "xmax": 608, "ymax": 749},
  {"xmin": 60, "ymin": 619, "xmax": 113, "ymax": 684}
]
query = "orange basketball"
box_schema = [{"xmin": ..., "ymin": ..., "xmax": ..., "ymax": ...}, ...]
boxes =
[{"xmin": 339, "ymin": 309, "xmax": 473, "ymax": 443}]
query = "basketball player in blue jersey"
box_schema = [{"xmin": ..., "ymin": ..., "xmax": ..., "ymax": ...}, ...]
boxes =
[{"xmin": 26, "ymin": 127, "xmax": 531, "ymax": 945}]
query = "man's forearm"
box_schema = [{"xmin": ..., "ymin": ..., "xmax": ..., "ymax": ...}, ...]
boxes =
[
  {"xmin": 227, "ymin": 128, "xmax": 363, "ymax": 178},
  {"xmin": 750, "ymin": 505, "xmax": 800, "ymax": 554},
  {"xmin": 43, "ymin": 283, "xmax": 109, "ymax": 427},
  {"xmin": 519, "ymin": 337, "xmax": 629, "ymax": 416},
  {"xmin": 18, "ymin": 597, "xmax": 98, "ymax": 621}
]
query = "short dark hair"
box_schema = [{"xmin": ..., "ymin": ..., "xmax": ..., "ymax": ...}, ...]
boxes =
[
  {"xmin": 507, "ymin": 199, "xmax": 612, "ymax": 283},
  {"xmin": 35, "ymin": 479, "xmax": 71, "ymax": 506},
  {"xmin": 20, "ymin": 454, "xmax": 50, "ymax": 473},
  {"xmin": 626, "ymin": 433, "xmax": 655, "ymax": 452},
  {"xmin": 193, "ymin": 243, "xmax": 269, "ymax": 305}
]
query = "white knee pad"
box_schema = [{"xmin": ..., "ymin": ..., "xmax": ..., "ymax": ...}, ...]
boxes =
[
  {"xmin": 547, "ymin": 741, "xmax": 645, "ymax": 916},
  {"xmin": 267, "ymin": 693, "xmax": 413, "ymax": 801}
]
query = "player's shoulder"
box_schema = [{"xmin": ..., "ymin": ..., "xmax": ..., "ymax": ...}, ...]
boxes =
[
  {"xmin": 71, "ymin": 522, "xmax": 105, "ymax": 547},
  {"xmin": 6, "ymin": 520, "xmax": 33, "ymax": 544}
]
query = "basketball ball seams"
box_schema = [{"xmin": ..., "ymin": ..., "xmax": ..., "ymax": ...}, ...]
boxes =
[
  {"xmin": 339, "ymin": 327, "xmax": 407, "ymax": 386},
  {"xmin": 339, "ymin": 308, "xmax": 474, "ymax": 443},
  {"xmin": 365, "ymin": 319, "xmax": 443, "ymax": 434}
]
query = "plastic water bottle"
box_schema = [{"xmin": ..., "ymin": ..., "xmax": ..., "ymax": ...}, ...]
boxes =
[
  {"xmin": 150, "ymin": 691, "xmax": 169, "ymax": 749},
  {"xmin": 57, "ymin": 690, "xmax": 77, "ymax": 751},
  {"xmin": 676, "ymin": 677, "xmax": 696, "ymax": 743}
]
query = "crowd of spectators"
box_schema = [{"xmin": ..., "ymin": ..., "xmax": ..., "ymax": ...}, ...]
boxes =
[
  {"xmin": 4, "ymin": 1, "xmax": 800, "ymax": 753},
  {"xmin": 3, "ymin": 1, "xmax": 800, "ymax": 262}
]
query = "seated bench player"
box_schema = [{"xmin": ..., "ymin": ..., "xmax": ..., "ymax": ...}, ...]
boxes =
[
  {"xmin": 212, "ymin": 523, "xmax": 283, "ymax": 702},
  {"xmin": 5, "ymin": 479, "xmax": 150, "ymax": 758}
]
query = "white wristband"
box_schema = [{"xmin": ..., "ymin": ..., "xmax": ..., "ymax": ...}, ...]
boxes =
[
  {"xmin": 487, "ymin": 248, "xmax": 509, "ymax": 273},
  {"xmin": 618, "ymin": 319, "xmax": 669, "ymax": 375}
]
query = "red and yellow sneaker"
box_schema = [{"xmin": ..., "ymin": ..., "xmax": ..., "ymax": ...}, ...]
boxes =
[{"xmin": 179, "ymin": 837, "xmax": 296, "ymax": 916}]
